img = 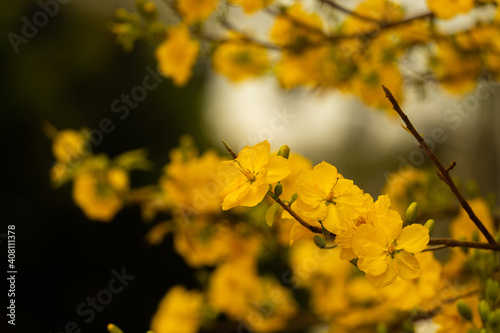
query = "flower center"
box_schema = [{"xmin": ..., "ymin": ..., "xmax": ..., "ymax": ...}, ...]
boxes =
[
  {"xmin": 325, "ymin": 178, "xmax": 340, "ymax": 204},
  {"xmin": 235, "ymin": 161, "xmax": 256, "ymax": 182},
  {"xmin": 387, "ymin": 241, "xmax": 397, "ymax": 255}
]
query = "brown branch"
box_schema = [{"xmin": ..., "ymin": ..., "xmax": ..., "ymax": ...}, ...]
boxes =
[
  {"xmin": 382, "ymin": 85, "xmax": 497, "ymax": 246},
  {"xmin": 317, "ymin": 0, "xmax": 380, "ymax": 23},
  {"xmin": 428, "ymin": 238, "xmax": 500, "ymax": 251},
  {"xmin": 270, "ymin": 195, "xmax": 324, "ymax": 234}
]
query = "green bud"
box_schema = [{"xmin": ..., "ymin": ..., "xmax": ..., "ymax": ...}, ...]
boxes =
[
  {"xmin": 290, "ymin": 193, "xmax": 298, "ymax": 203},
  {"xmin": 277, "ymin": 145, "xmax": 290, "ymax": 159},
  {"xmin": 405, "ymin": 202, "xmax": 419, "ymax": 224},
  {"xmin": 488, "ymin": 309, "xmax": 500, "ymax": 328},
  {"xmin": 274, "ymin": 183, "xmax": 283, "ymax": 197},
  {"xmin": 313, "ymin": 235, "xmax": 326, "ymax": 249},
  {"xmin": 424, "ymin": 219, "xmax": 435, "ymax": 237},
  {"xmin": 472, "ymin": 230, "xmax": 479, "ymax": 242},
  {"xmin": 479, "ymin": 299, "xmax": 491, "ymax": 323},
  {"xmin": 107, "ymin": 324, "xmax": 124, "ymax": 333},
  {"xmin": 487, "ymin": 279, "xmax": 500, "ymax": 304},
  {"xmin": 457, "ymin": 300, "xmax": 473, "ymax": 321}
]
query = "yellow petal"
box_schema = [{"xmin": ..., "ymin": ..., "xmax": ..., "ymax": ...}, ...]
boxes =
[
  {"xmin": 237, "ymin": 182, "xmax": 269, "ymax": 207},
  {"xmin": 266, "ymin": 155, "xmax": 291, "ymax": 183},
  {"xmin": 221, "ymin": 178, "xmax": 250, "ymax": 210},
  {"xmin": 396, "ymin": 224, "xmax": 429, "ymax": 253},
  {"xmin": 358, "ymin": 253, "xmax": 389, "ymax": 276},
  {"xmin": 394, "ymin": 251, "xmax": 421, "ymax": 280},
  {"xmin": 352, "ymin": 224, "xmax": 387, "ymax": 257},
  {"xmin": 366, "ymin": 259, "xmax": 397, "ymax": 288},
  {"xmin": 237, "ymin": 140, "xmax": 270, "ymax": 171}
]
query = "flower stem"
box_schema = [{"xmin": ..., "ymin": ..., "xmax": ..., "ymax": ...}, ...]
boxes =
[
  {"xmin": 382, "ymin": 85, "xmax": 498, "ymax": 246},
  {"xmin": 268, "ymin": 193, "xmax": 325, "ymax": 235}
]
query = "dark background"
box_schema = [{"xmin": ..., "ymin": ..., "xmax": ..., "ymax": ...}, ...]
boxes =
[{"xmin": 2, "ymin": 1, "xmax": 210, "ymax": 332}]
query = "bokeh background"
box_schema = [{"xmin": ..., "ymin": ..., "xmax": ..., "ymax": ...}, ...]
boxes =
[{"xmin": 2, "ymin": 0, "xmax": 499, "ymax": 332}]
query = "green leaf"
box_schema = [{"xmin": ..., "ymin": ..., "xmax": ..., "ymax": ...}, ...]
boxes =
[{"xmin": 265, "ymin": 203, "xmax": 280, "ymax": 227}]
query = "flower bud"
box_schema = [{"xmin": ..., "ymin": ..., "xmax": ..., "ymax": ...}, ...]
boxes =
[
  {"xmin": 274, "ymin": 183, "xmax": 283, "ymax": 197},
  {"xmin": 457, "ymin": 300, "xmax": 473, "ymax": 321},
  {"xmin": 405, "ymin": 202, "xmax": 418, "ymax": 224},
  {"xmin": 107, "ymin": 324, "xmax": 124, "ymax": 333},
  {"xmin": 488, "ymin": 309, "xmax": 500, "ymax": 328},
  {"xmin": 424, "ymin": 219, "xmax": 435, "ymax": 237},
  {"xmin": 222, "ymin": 140, "xmax": 237, "ymax": 159},
  {"xmin": 487, "ymin": 279, "xmax": 500, "ymax": 304},
  {"xmin": 479, "ymin": 299, "xmax": 491, "ymax": 323},
  {"xmin": 278, "ymin": 145, "xmax": 290, "ymax": 159},
  {"xmin": 313, "ymin": 235, "xmax": 326, "ymax": 249}
]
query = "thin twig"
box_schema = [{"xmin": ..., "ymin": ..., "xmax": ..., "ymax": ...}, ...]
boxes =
[
  {"xmin": 428, "ymin": 238, "xmax": 500, "ymax": 251},
  {"xmin": 317, "ymin": 0, "xmax": 379, "ymax": 23},
  {"xmin": 382, "ymin": 85, "xmax": 497, "ymax": 246},
  {"xmin": 270, "ymin": 195, "xmax": 324, "ymax": 234}
]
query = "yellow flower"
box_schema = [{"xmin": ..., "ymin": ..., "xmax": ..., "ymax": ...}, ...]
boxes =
[
  {"xmin": 242, "ymin": 277, "xmax": 297, "ymax": 332},
  {"xmin": 427, "ymin": 0, "xmax": 474, "ymax": 20},
  {"xmin": 72, "ymin": 168, "xmax": 129, "ymax": 222},
  {"xmin": 295, "ymin": 161, "xmax": 367, "ymax": 234},
  {"xmin": 229, "ymin": 0, "xmax": 272, "ymax": 14},
  {"xmin": 434, "ymin": 40, "xmax": 481, "ymax": 94},
  {"xmin": 155, "ymin": 25, "xmax": 199, "ymax": 86},
  {"xmin": 218, "ymin": 140, "xmax": 291, "ymax": 210},
  {"xmin": 269, "ymin": 4, "xmax": 323, "ymax": 48},
  {"xmin": 335, "ymin": 194, "xmax": 400, "ymax": 261},
  {"xmin": 450, "ymin": 198, "xmax": 495, "ymax": 243},
  {"xmin": 161, "ymin": 148, "xmax": 223, "ymax": 216},
  {"xmin": 52, "ymin": 129, "xmax": 86, "ymax": 164},
  {"xmin": 433, "ymin": 295, "xmax": 481, "ymax": 333},
  {"xmin": 212, "ymin": 37, "xmax": 269, "ymax": 81},
  {"xmin": 352, "ymin": 223, "xmax": 429, "ymax": 287},
  {"xmin": 177, "ymin": 0, "xmax": 218, "ymax": 23},
  {"xmin": 150, "ymin": 286, "xmax": 203, "ymax": 333},
  {"xmin": 381, "ymin": 251, "xmax": 442, "ymax": 311},
  {"xmin": 208, "ymin": 260, "xmax": 259, "ymax": 317}
]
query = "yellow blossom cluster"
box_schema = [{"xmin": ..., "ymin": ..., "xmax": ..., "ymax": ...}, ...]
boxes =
[
  {"xmin": 46, "ymin": 125, "xmax": 152, "ymax": 222},
  {"xmin": 50, "ymin": 131, "xmax": 500, "ymax": 332},
  {"xmin": 114, "ymin": 0, "xmax": 500, "ymax": 112}
]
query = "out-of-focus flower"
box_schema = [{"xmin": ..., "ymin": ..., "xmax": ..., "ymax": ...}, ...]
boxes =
[
  {"xmin": 72, "ymin": 168, "xmax": 129, "ymax": 222},
  {"xmin": 212, "ymin": 37, "xmax": 269, "ymax": 82},
  {"xmin": 427, "ymin": 0, "xmax": 475, "ymax": 20},
  {"xmin": 177, "ymin": 0, "xmax": 218, "ymax": 23},
  {"xmin": 150, "ymin": 286, "xmax": 203, "ymax": 333},
  {"xmin": 155, "ymin": 25, "xmax": 199, "ymax": 86}
]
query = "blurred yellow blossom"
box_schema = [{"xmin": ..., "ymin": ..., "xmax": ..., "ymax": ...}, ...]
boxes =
[
  {"xmin": 52, "ymin": 129, "xmax": 86, "ymax": 164},
  {"xmin": 177, "ymin": 0, "xmax": 218, "ymax": 23},
  {"xmin": 212, "ymin": 37, "xmax": 269, "ymax": 81},
  {"xmin": 150, "ymin": 286, "xmax": 203, "ymax": 333},
  {"xmin": 427, "ymin": 0, "xmax": 475, "ymax": 20},
  {"xmin": 72, "ymin": 168, "xmax": 129, "ymax": 222},
  {"xmin": 229, "ymin": 0, "xmax": 272, "ymax": 14},
  {"xmin": 270, "ymin": 4, "xmax": 323, "ymax": 48},
  {"xmin": 155, "ymin": 25, "xmax": 199, "ymax": 86}
]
